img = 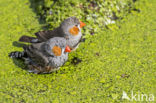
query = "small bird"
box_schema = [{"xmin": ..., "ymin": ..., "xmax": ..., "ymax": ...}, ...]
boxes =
[
  {"xmin": 19, "ymin": 16, "xmax": 86, "ymax": 51},
  {"xmin": 9, "ymin": 37, "xmax": 71, "ymax": 74}
]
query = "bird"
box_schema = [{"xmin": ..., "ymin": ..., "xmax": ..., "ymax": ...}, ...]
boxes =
[
  {"xmin": 19, "ymin": 16, "xmax": 86, "ymax": 51},
  {"xmin": 9, "ymin": 37, "xmax": 71, "ymax": 74}
]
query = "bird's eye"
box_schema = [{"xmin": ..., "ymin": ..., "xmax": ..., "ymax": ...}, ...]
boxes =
[
  {"xmin": 75, "ymin": 24, "xmax": 78, "ymax": 27},
  {"xmin": 52, "ymin": 46, "xmax": 62, "ymax": 56}
]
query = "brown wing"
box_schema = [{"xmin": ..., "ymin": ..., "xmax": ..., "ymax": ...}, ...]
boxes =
[{"xmin": 35, "ymin": 27, "xmax": 63, "ymax": 42}]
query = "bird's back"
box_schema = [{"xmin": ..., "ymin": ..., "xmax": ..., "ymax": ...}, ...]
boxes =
[{"xmin": 35, "ymin": 27, "xmax": 64, "ymax": 42}]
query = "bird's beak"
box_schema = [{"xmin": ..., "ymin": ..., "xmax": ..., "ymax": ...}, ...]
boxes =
[
  {"xmin": 65, "ymin": 46, "xmax": 71, "ymax": 53},
  {"xmin": 80, "ymin": 21, "xmax": 86, "ymax": 28}
]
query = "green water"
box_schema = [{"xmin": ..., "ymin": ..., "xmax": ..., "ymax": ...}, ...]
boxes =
[{"xmin": 0, "ymin": 0, "xmax": 155, "ymax": 102}]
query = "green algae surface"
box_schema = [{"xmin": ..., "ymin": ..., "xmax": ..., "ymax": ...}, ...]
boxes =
[{"xmin": 0, "ymin": 0, "xmax": 155, "ymax": 103}]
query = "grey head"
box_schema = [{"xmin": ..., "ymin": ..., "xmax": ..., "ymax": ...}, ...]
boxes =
[{"xmin": 60, "ymin": 17, "xmax": 81, "ymax": 38}]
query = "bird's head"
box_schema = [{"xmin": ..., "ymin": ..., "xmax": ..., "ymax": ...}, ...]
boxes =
[{"xmin": 60, "ymin": 16, "xmax": 86, "ymax": 37}]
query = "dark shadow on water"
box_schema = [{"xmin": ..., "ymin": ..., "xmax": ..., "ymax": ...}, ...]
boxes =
[
  {"xmin": 29, "ymin": 0, "xmax": 45, "ymax": 25},
  {"xmin": 12, "ymin": 58, "xmax": 27, "ymax": 71},
  {"xmin": 28, "ymin": 0, "xmax": 58, "ymax": 29},
  {"xmin": 71, "ymin": 57, "xmax": 82, "ymax": 65}
]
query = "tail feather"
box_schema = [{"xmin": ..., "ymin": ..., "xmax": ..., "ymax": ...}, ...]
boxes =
[
  {"xmin": 9, "ymin": 51, "xmax": 27, "ymax": 58},
  {"xmin": 19, "ymin": 35, "xmax": 39, "ymax": 43}
]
